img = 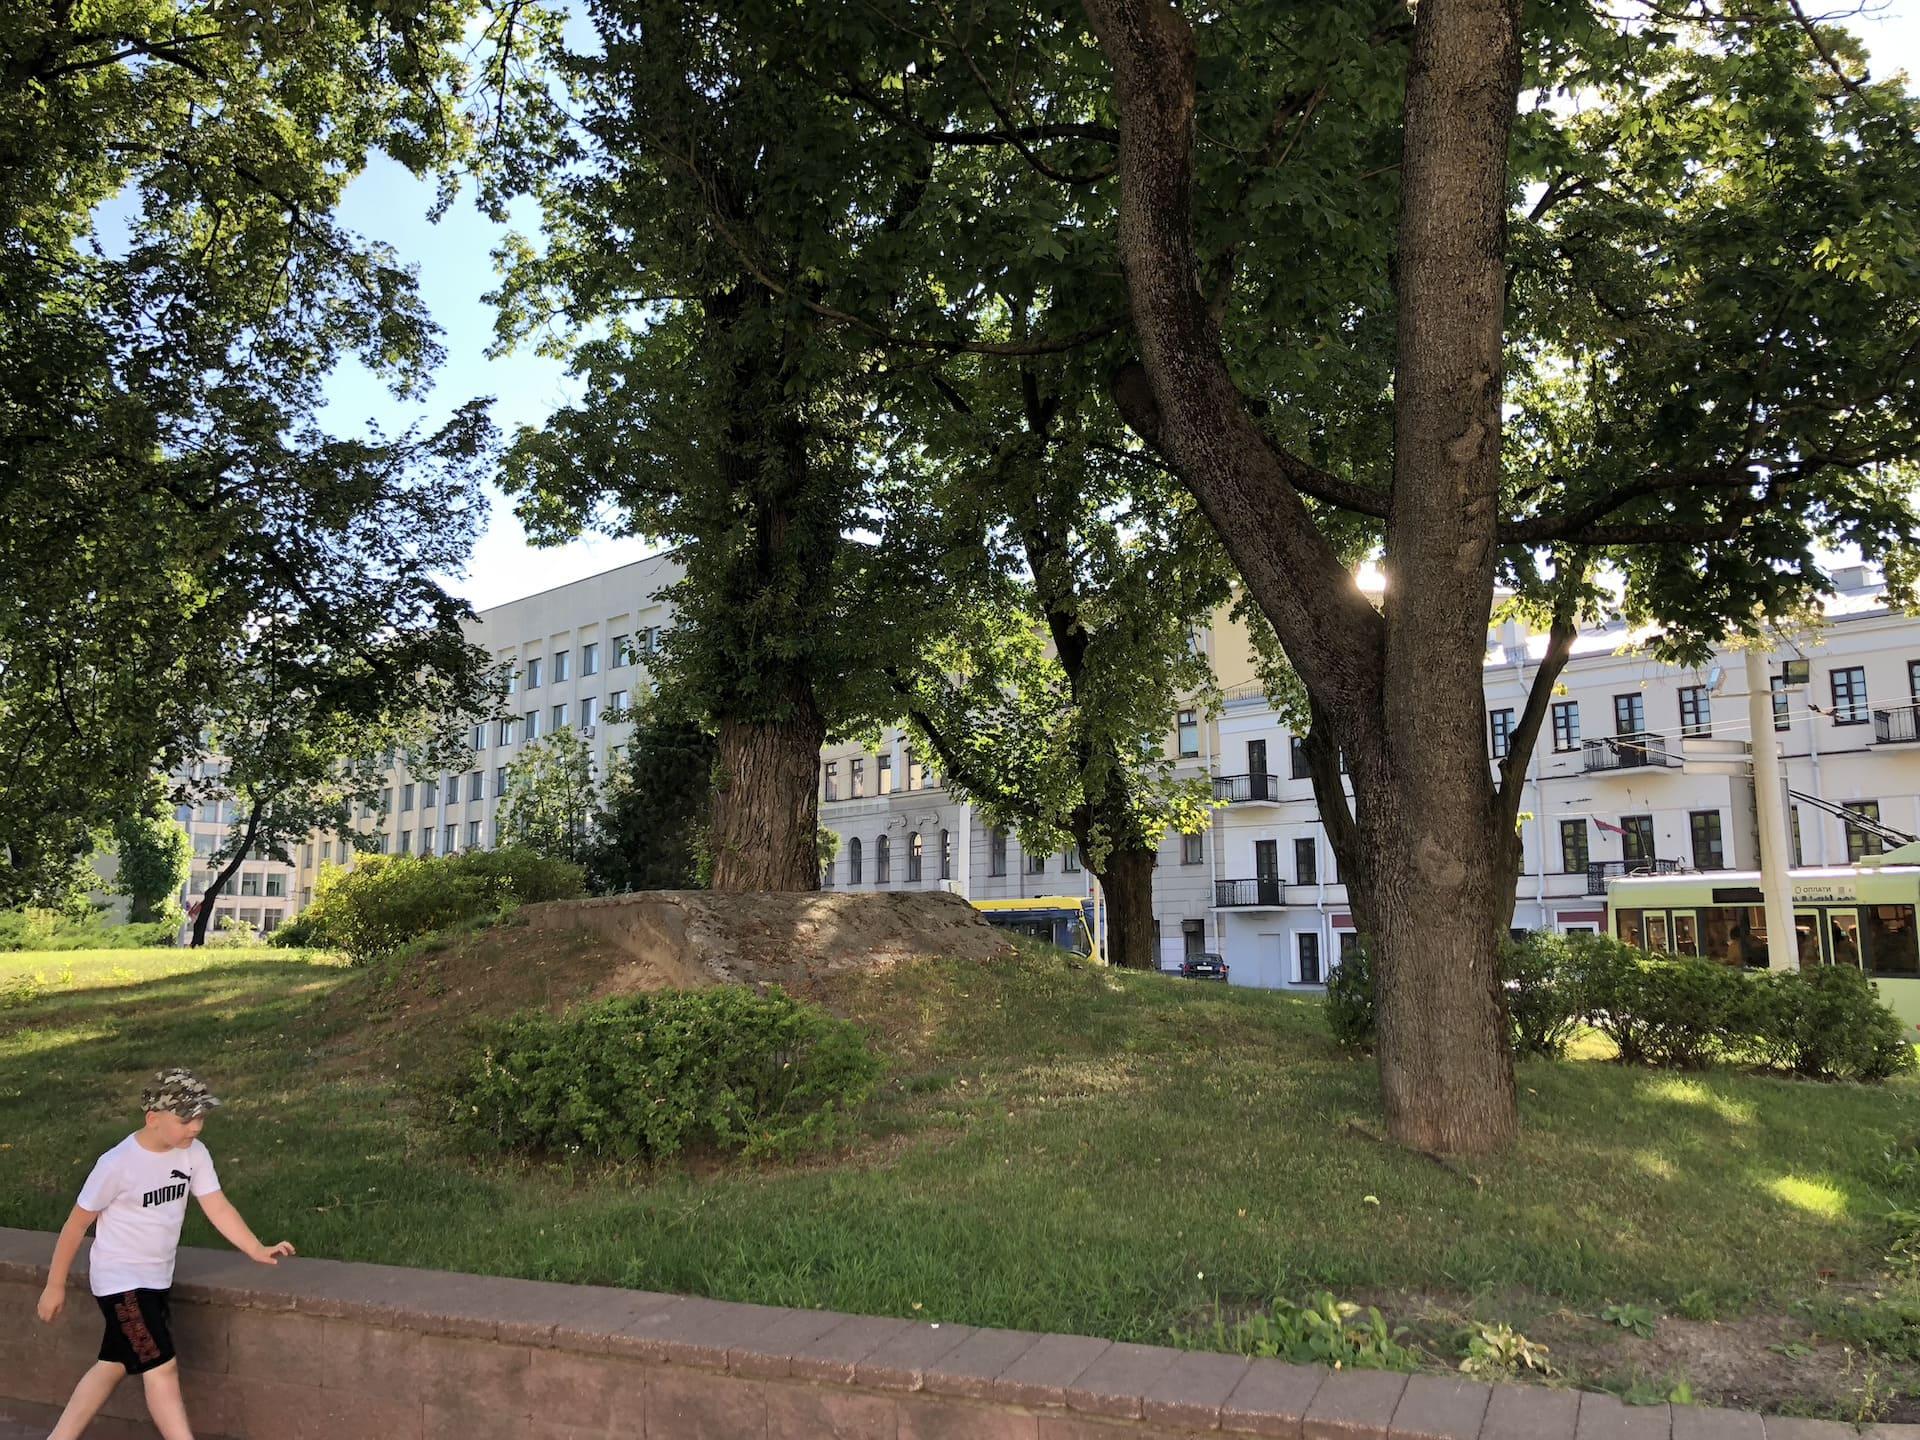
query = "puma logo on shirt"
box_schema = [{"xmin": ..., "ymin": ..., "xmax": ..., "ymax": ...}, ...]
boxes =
[{"xmin": 141, "ymin": 1182, "xmax": 188, "ymax": 1208}]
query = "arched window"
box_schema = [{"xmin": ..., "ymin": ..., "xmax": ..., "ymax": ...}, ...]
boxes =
[
  {"xmin": 907, "ymin": 832, "xmax": 923, "ymax": 882},
  {"xmin": 939, "ymin": 829, "xmax": 952, "ymax": 880},
  {"xmin": 876, "ymin": 834, "xmax": 892, "ymax": 883},
  {"xmin": 848, "ymin": 837, "xmax": 863, "ymax": 885}
]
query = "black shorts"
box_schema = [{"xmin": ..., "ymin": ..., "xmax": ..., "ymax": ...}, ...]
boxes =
[{"xmin": 95, "ymin": 1288, "xmax": 175, "ymax": 1374}]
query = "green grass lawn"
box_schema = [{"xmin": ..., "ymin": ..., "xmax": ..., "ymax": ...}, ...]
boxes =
[{"xmin": 4, "ymin": 942, "xmax": 1920, "ymax": 1411}]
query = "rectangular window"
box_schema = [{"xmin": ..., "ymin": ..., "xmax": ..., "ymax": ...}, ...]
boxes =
[
  {"xmin": 470, "ymin": 770, "xmax": 483, "ymax": 799},
  {"xmin": 398, "ymin": 832, "xmax": 413, "ymax": 855},
  {"xmin": 379, "ymin": 786, "xmax": 392, "ymax": 814},
  {"xmin": 1551, "ymin": 701, "xmax": 1580, "ymax": 752},
  {"xmin": 445, "ymin": 824, "xmax": 457, "ymax": 853},
  {"xmin": 851, "ymin": 758, "xmax": 866, "ymax": 798},
  {"xmin": 552, "ymin": 703, "xmax": 569, "ymax": 731},
  {"xmin": 1690, "ymin": 810, "xmax": 1725, "ymax": 870},
  {"xmin": 1177, "ymin": 709, "xmax": 1199, "ymax": 758},
  {"xmin": 1298, "ymin": 933, "xmax": 1322, "ymax": 986},
  {"xmin": 1181, "ymin": 832, "xmax": 1203, "ymax": 866},
  {"xmin": 553, "ymin": 650, "xmax": 571, "ymax": 682},
  {"xmin": 939, "ymin": 830, "xmax": 952, "ymax": 880},
  {"xmin": 525, "ymin": 657, "xmax": 542, "ymax": 689},
  {"xmin": 1062, "ymin": 847, "xmax": 1080, "ymax": 873},
  {"xmin": 420, "ymin": 828, "xmax": 435, "ymax": 857},
  {"xmin": 1613, "ymin": 693, "xmax": 1645, "ymax": 736},
  {"xmin": 1832, "ymin": 666, "xmax": 1869, "ymax": 724},
  {"xmin": 1560, "ymin": 819, "xmax": 1589, "ymax": 873},
  {"xmin": 471, "ymin": 724, "xmax": 487, "ymax": 752},
  {"xmin": 647, "ymin": 626, "xmax": 664, "ymax": 654},
  {"xmin": 610, "ymin": 689, "xmax": 629, "ymax": 714},
  {"xmin": 240, "ymin": 873, "xmax": 261, "ymax": 896},
  {"xmin": 1910, "ymin": 659, "xmax": 1920, "ymax": 701},
  {"xmin": 421, "ymin": 779, "xmax": 438, "ymax": 808},
  {"xmin": 402, "ymin": 783, "xmax": 415, "ymax": 812},
  {"xmin": 1846, "ymin": 801, "xmax": 1885, "ymax": 861},
  {"xmin": 1489, "ymin": 707, "xmax": 1515, "ymax": 759},
  {"xmin": 580, "ymin": 696, "xmax": 598, "ymax": 729},
  {"xmin": 1290, "ymin": 736, "xmax": 1309, "ymax": 780},
  {"xmin": 906, "ymin": 747, "xmax": 924, "ymax": 791},
  {"xmin": 581, "ymin": 643, "xmax": 598, "ymax": 676},
  {"xmin": 1679, "ymin": 685, "xmax": 1712, "ymax": 738},
  {"xmin": 1622, "ymin": 815, "xmax": 1655, "ymax": 863},
  {"xmin": 499, "ymin": 718, "xmax": 517, "ymax": 747},
  {"xmin": 524, "ymin": 709, "xmax": 540, "ymax": 740},
  {"xmin": 612, "ymin": 634, "xmax": 630, "ymax": 667},
  {"xmin": 823, "ymin": 761, "xmax": 839, "ymax": 802},
  {"xmin": 446, "ymin": 774, "xmax": 460, "ymax": 805},
  {"xmin": 1294, "ymin": 837, "xmax": 1317, "ymax": 886},
  {"xmin": 1791, "ymin": 805, "xmax": 1804, "ymax": 867},
  {"xmin": 495, "ymin": 766, "xmax": 509, "ymax": 798},
  {"xmin": 1182, "ymin": 919, "xmax": 1206, "ymax": 958},
  {"xmin": 265, "ymin": 874, "xmax": 286, "ymax": 898},
  {"xmin": 876, "ymin": 837, "xmax": 892, "ymax": 884},
  {"xmin": 467, "ymin": 821, "xmax": 481, "ymax": 848},
  {"xmin": 1772, "ymin": 675, "xmax": 1790, "ymax": 731},
  {"xmin": 878, "ymin": 754, "xmax": 893, "ymax": 795},
  {"xmin": 990, "ymin": 828, "xmax": 1008, "ymax": 877},
  {"xmin": 1026, "ymin": 848, "xmax": 1046, "ymax": 875}
]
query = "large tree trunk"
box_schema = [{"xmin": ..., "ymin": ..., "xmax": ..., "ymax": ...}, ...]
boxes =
[
  {"xmin": 1093, "ymin": 844, "xmax": 1159, "ymax": 970},
  {"xmin": 709, "ymin": 698, "xmax": 827, "ymax": 892}
]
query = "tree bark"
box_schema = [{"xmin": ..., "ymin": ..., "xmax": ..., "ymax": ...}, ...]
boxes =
[
  {"xmin": 190, "ymin": 804, "xmax": 264, "ymax": 947},
  {"xmin": 709, "ymin": 692, "xmax": 827, "ymax": 892},
  {"xmin": 1093, "ymin": 843, "xmax": 1160, "ymax": 969}
]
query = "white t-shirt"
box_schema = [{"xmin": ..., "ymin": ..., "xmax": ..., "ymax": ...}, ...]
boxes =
[{"xmin": 77, "ymin": 1134, "xmax": 221, "ymax": 1295}]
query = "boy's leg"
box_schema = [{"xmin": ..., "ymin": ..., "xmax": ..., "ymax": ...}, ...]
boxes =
[
  {"xmin": 139, "ymin": 1360, "xmax": 195, "ymax": 1440},
  {"xmin": 45, "ymin": 1360, "xmax": 124, "ymax": 1440}
]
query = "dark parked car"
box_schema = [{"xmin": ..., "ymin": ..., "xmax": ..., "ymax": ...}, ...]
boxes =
[{"xmin": 1179, "ymin": 953, "xmax": 1230, "ymax": 982}]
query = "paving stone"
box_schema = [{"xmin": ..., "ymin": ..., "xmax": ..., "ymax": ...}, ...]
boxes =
[
  {"xmin": 1063, "ymin": 1341, "xmax": 1182, "ymax": 1420},
  {"xmin": 1575, "ymin": 1392, "xmax": 1671, "ymax": 1440},
  {"xmin": 922, "ymin": 1330, "xmax": 1045, "ymax": 1401},
  {"xmin": 855, "ymin": 1323, "xmax": 980, "ymax": 1391},
  {"xmin": 1220, "ymin": 1358, "xmax": 1328, "ymax": 1437},
  {"xmin": 1671, "ymin": 1405, "xmax": 1765, "ymax": 1440},
  {"xmin": 991, "ymin": 1333, "xmax": 1113, "ymax": 1409},
  {"xmin": 637, "ymin": 1294, "xmax": 791, "ymax": 1370},
  {"xmin": 1763, "ymin": 1420, "xmax": 1861, "ymax": 1440},
  {"xmin": 1387, "ymin": 1374, "xmax": 1490, "ymax": 1440},
  {"xmin": 1302, "ymin": 1367, "xmax": 1408, "ymax": 1439},
  {"xmin": 1479, "ymin": 1384, "xmax": 1579, "ymax": 1440},
  {"xmin": 786, "ymin": 1314, "xmax": 922, "ymax": 1384},
  {"xmin": 1141, "ymin": 1350, "xmax": 1254, "ymax": 1429},
  {"xmin": 728, "ymin": 1305, "xmax": 854, "ymax": 1378}
]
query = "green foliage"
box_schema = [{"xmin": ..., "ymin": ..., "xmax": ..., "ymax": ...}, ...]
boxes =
[
  {"xmin": 1324, "ymin": 937, "xmax": 1376, "ymax": 1052},
  {"xmin": 1601, "ymin": 1302, "xmax": 1659, "ymax": 1339},
  {"xmin": 0, "ymin": 910, "xmax": 176, "ymax": 952},
  {"xmin": 1458, "ymin": 1322, "xmax": 1553, "ymax": 1380},
  {"xmin": 586, "ymin": 709, "xmax": 715, "ymax": 893},
  {"xmin": 497, "ymin": 728, "xmax": 601, "ymax": 864},
  {"xmin": 448, "ymin": 987, "xmax": 883, "ymax": 1162},
  {"xmin": 112, "ymin": 779, "xmax": 192, "ymax": 925},
  {"xmin": 299, "ymin": 849, "xmax": 585, "ymax": 964},
  {"xmin": 1810, "ymin": 1288, "xmax": 1920, "ymax": 1364},
  {"xmin": 1764, "ymin": 963, "xmax": 1917, "ymax": 1083},
  {"xmin": 1188, "ymin": 1293, "xmax": 1417, "ymax": 1372},
  {"xmin": 1500, "ymin": 931, "xmax": 1586, "ymax": 1059}
]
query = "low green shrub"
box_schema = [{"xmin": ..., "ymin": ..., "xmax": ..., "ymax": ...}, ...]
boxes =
[
  {"xmin": 298, "ymin": 847, "xmax": 586, "ymax": 964},
  {"xmin": 1501, "ymin": 931, "xmax": 1585, "ymax": 1058},
  {"xmin": 448, "ymin": 987, "xmax": 883, "ymax": 1162},
  {"xmin": 1324, "ymin": 938, "xmax": 1375, "ymax": 1051},
  {"xmin": 1187, "ymin": 1293, "xmax": 1418, "ymax": 1372},
  {"xmin": 0, "ymin": 908, "xmax": 177, "ymax": 951},
  {"xmin": 1763, "ymin": 963, "xmax": 1917, "ymax": 1082}
]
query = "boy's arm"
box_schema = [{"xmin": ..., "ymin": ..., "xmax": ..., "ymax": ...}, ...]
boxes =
[
  {"xmin": 195, "ymin": 1189, "xmax": 295, "ymax": 1264},
  {"xmin": 37, "ymin": 1205, "xmax": 98, "ymax": 1323}
]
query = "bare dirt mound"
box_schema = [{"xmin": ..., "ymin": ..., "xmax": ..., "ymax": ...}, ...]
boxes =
[{"xmin": 337, "ymin": 890, "xmax": 1014, "ymax": 1061}]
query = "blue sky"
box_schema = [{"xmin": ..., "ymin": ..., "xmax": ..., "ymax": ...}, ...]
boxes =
[{"xmin": 319, "ymin": 3, "xmax": 1920, "ymax": 613}]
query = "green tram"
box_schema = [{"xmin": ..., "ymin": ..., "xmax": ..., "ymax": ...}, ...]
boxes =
[{"xmin": 1605, "ymin": 859, "xmax": 1920, "ymax": 1026}]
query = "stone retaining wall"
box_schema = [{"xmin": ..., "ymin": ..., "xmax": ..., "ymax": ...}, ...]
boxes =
[{"xmin": 0, "ymin": 1228, "xmax": 1908, "ymax": 1439}]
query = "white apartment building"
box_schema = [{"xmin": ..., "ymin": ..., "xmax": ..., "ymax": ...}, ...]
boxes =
[{"xmin": 221, "ymin": 552, "xmax": 1919, "ymax": 986}]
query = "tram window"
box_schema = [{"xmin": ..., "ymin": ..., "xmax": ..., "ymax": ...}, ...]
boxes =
[
  {"xmin": 1867, "ymin": 905, "xmax": 1920, "ymax": 978},
  {"xmin": 1671, "ymin": 913, "xmax": 1699, "ymax": 957},
  {"xmin": 1617, "ymin": 909, "xmax": 1645, "ymax": 950},
  {"xmin": 1795, "ymin": 913, "xmax": 1823, "ymax": 969},
  {"xmin": 1700, "ymin": 906, "xmax": 1770, "ymax": 969},
  {"xmin": 1645, "ymin": 913, "xmax": 1670, "ymax": 953},
  {"xmin": 1830, "ymin": 912, "xmax": 1863, "ymax": 970}
]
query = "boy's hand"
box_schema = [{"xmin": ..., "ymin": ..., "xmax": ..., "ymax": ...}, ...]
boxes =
[
  {"xmin": 36, "ymin": 1283, "xmax": 64, "ymax": 1324},
  {"xmin": 248, "ymin": 1240, "xmax": 296, "ymax": 1265}
]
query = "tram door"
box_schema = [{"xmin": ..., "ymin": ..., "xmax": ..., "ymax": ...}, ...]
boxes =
[
  {"xmin": 1829, "ymin": 909, "xmax": 1864, "ymax": 970},
  {"xmin": 1795, "ymin": 911, "xmax": 1824, "ymax": 968}
]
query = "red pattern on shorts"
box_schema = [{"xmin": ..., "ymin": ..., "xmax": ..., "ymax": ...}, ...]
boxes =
[{"xmin": 114, "ymin": 1292, "xmax": 162, "ymax": 1364}]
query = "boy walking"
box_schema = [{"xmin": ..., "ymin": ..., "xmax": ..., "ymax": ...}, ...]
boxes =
[{"xmin": 34, "ymin": 1069, "xmax": 294, "ymax": 1440}]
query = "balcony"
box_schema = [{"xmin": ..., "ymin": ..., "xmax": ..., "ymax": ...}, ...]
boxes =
[
  {"xmin": 1585, "ymin": 858, "xmax": 1688, "ymax": 897},
  {"xmin": 1214, "ymin": 877, "xmax": 1287, "ymax": 909},
  {"xmin": 1212, "ymin": 772, "xmax": 1282, "ymax": 804},
  {"xmin": 1582, "ymin": 733, "xmax": 1681, "ymax": 774},
  {"xmin": 1875, "ymin": 702, "xmax": 1920, "ymax": 745}
]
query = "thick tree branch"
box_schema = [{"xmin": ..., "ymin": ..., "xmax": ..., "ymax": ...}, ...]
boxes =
[{"xmin": 1495, "ymin": 582, "xmax": 1579, "ymax": 831}]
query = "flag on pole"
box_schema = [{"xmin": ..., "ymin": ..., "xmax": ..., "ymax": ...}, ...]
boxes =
[{"xmin": 1590, "ymin": 817, "xmax": 1626, "ymax": 835}]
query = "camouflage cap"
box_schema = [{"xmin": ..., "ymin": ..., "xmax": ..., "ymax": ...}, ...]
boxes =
[{"xmin": 140, "ymin": 1068, "xmax": 223, "ymax": 1118}]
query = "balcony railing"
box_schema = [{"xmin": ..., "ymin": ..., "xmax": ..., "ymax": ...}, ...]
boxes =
[
  {"xmin": 1215, "ymin": 877, "xmax": 1286, "ymax": 908},
  {"xmin": 1585, "ymin": 857, "xmax": 1687, "ymax": 897},
  {"xmin": 1875, "ymin": 702, "xmax": 1920, "ymax": 745},
  {"xmin": 1582, "ymin": 733, "xmax": 1680, "ymax": 773},
  {"xmin": 1212, "ymin": 772, "xmax": 1282, "ymax": 804}
]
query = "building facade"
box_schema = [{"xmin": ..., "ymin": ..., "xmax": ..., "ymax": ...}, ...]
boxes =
[{"xmin": 219, "ymin": 555, "xmax": 1920, "ymax": 987}]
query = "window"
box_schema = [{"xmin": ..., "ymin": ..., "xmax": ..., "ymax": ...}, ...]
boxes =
[
  {"xmin": 1290, "ymin": 736, "xmax": 1309, "ymax": 780},
  {"xmin": 1551, "ymin": 701, "xmax": 1580, "ymax": 752},
  {"xmin": 524, "ymin": 709, "xmax": 541, "ymax": 740},
  {"xmin": 445, "ymin": 824, "xmax": 457, "ymax": 854},
  {"xmin": 1489, "ymin": 708, "xmax": 1515, "ymax": 759},
  {"xmin": 849, "ymin": 837, "xmax": 863, "ymax": 884},
  {"xmin": 1910, "ymin": 659, "xmax": 1920, "ymax": 701},
  {"xmin": 1621, "ymin": 815, "xmax": 1655, "ymax": 863},
  {"xmin": 580, "ymin": 696, "xmax": 598, "ymax": 729},
  {"xmin": 1063, "ymin": 846, "xmax": 1080, "ymax": 873},
  {"xmin": 421, "ymin": 779, "xmax": 438, "ymax": 807},
  {"xmin": 1298, "ymin": 933, "xmax": 1322, "ymax": 986},
  {"xmin": 824, "ymin": 761, "xmax": 839, "ymax": 801},
  {"xmin": 990, "ymin": 828, "xmax": 1008, "ymax": 876},
  {"xmin": 1613, "ymin": 693, "xmax": 1645, "ymax": 736},
  {"xmin": 1690, "ymin": 810, "xmax": 1725, "ymax": 870},
  {"xmin": 1294, "ymin": 837, "xmax": 1318, "ymax": 885},
  {"xmin": 851, "ymin": 758, "xmax": 866, "ymax": 798},
  {"xmin": 907, "ymin": 832, "xmax": 923, "ymax": 882},
  {"xmin": 1770, "ymin": 675, "xmax": 1790, "ymax": 731},
  {"xmin": 878, "ymin": 753, "xmax": 893, "ymax": 795},
  {"xmin": 471, "ymin": 770, "xmax": 483, "ymax": 798},
  {"xmin": 939, "ymin": 830, "xmax": 952, "ymax": 880},
  {"xmin": 1846, "ymin": 802, "xmax": 1886, "ymax": 861},
  {"xmin": 1026, "ymin": 847, "xmax": 1046, "ymax": 875},
  {"xmin": 495, "ymin": 766, "xmax": 509, "ymax": 798},
  {"xmin": 420, "ymin": 828, "xmax": 435, "ymax": 856},
  {"xmin": 1183, "ymin": 919, "xmax": 1206, "ymax": 958},
  {"xmin": 446, "ymin": 774, "xmax": 460, "ymax": 805},
  {"xmin": 1679, "ymin": 685, "xmax": 1712, "ymax": 738},
  {"xmin": 876, "ymin": 834, "xmax": 892, "ymax": 883},
  {"xmin": 1181, "ymin": 832, "xmax": 1203, "ymax": 866},
  {"xmin": 647, "ymin": 626, "xmax": 664, "ymax": 654},
  {"xmin": 471, "ymin": 724, "xmax": 487, "ymax": 752},
  {"xmin": 553, "ymin": 650, "xmax": 571, "ymax": 682},
  {"xmin": 1832, "ymin": 666, "xmax": 1869, "ymax": 724},
  {"xmin": 240, "ymin": 873, "xmax": 261, "ymax": 896},
  {"xmin": 613, "ymin": 635, "xmax": 630, "ymax": 667},
  {"xmin": 1560, "ymin": 819, "xmax": 1589, "ymax": 874},
  {"xmin": 552, "ymin": 703, "xmax": 569, "ymax": 731},
  {"xmin": 402, "ymin": 783, "xmax": 415, "ymax": 812},
  {"xmin": 1791, "ymin": 806, "xmax": 1804, "ymax": 867},
  {"xmin": 379, "ymin": 786, "xmax": 392, "ymax": 814},
  {"xmin": 1177, "ymin": 709, "xmax": 1199, "ymax": 758},
  {"xmin": 581, "ymin": 643, "xmax": 599, "ymax": 676},
  {"xmin": 821, "ymin": 853, "xmax": 834, "ymax": 887},
  {"xmin": 467, "ymin": 821, "xmax": 481, "ymax": 848},
  {"xmin": 499, "ymin": 717, "xmax": 517, "ymax": 746},
  {"xmin": 525, "ymin": 657, "xmax": 542, "ymax": 689},
  {"xmin": 906, "ymin": 747, "xmax": 924, "ymax": 791},
  {"xmin": 609, "ymin": 689, "xmax": 629, "ymax": 714}
]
